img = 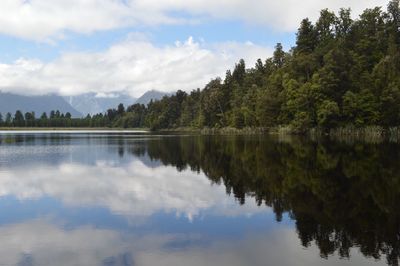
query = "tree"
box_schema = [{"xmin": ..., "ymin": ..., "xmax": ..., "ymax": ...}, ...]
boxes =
[
  {"xmin": 24, "ymin": 112, "xmax": 35, "ymax": 127},
  {"xmin": 388, "ymin": 0, "xmax": 400, "ymax": 35},
  {"xmin": 232, "ymin": 59, "xmax": 246, "ymax": 85},
  {"xmin": 256, "ymin": 86, "xmax": 282, "ymax": 127},
  {"xmin": 316, "ymin": 9, "xmax": 336, "ymax": 43},
  {"xmin": 296, "ymin": 18, "xmax": 317, "ymax": 53},
  {"xmin": 336, "ymin": 8, "xmax": 353, "ymax": 38},
  {"xmin": 5, "ymin": 113, "xmax": 12, "ymax": 126},
  {"xmin": 379, "ymin": 83, "xmax": 400, "ymax": 126},
  {"xmin": 273, "ymin": 43, "xmax": 285, "ymax": 68},
  {"xmin": 107, "ymin": 109, "xmax": 117, "ymax": 121},
  {"xmin": 316, "ymin": 100, "xmax": 340, "ymax": 128},
  {"xmin": 117, "ymin": 103, "xmax": 125, "ymax": 116},
  {"xmin": 39, "ymin": 112, "xmax": 48, "ymax": 127},
  {"xmin": 342, "ymin": 90, "xmax": 379, "ymax": 126},
  {"xmin": 255, "ymin": 58, "xmax": 265, "ymax": 73},
  {"xmin": 13, "ymin": 110, "xmax": 25, "ymax": 127}
]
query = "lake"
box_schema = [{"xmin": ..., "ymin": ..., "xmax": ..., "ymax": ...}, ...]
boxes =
[{"xmin": 0, "ymin": 131, "xmax": 398, "ymax": 266}]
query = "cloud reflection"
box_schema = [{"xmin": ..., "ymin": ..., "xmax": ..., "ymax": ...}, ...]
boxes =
[
  {"xmin": 0, "ymin": 219, "xmax": 384, "ymax": 266},
  {"xmin": 0, "ymin": 160, "xmax": 265, "ymax": 220}
]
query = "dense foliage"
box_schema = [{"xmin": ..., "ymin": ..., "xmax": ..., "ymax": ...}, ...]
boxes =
[
  {"xmin": 129, "ymin": 0, "xmax": 400, "ymax": 132},
  {"xmin": 1, "ymin": 1, "xmax": 400, "ymax": 132},
  {"xmin": 0, "ymin": 104, "xmax": 131, "ymax": 128},
  {"xmin": 0, "ymin": 110, "xmax": 105, "ymax": 128}
]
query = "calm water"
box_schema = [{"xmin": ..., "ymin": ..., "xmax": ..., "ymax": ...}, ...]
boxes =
[{"xmin": 0, "ymin": 131, "xmax": 398, "ymax": 266}]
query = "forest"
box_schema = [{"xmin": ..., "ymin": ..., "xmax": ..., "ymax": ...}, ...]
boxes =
[{"xmin": 1, "ymin": 0, "xmax": 400, "ymax": 133}]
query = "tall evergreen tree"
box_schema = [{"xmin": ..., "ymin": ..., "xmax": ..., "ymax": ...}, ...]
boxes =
[
  {"xmin": 13, "ymin": 110, "xmax": 24, "ymax": 127},
  {"xmin": 296, "ymin": 18, "xmax": 317, "ymax": 53}
]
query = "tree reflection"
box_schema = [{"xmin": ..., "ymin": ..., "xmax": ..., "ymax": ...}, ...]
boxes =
[{"xmin": 125, "ymin": 135, "xmax": 400, "ymax": 266}]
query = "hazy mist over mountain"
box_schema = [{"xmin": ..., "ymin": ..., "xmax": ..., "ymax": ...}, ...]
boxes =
[
  {"xmin": 0, "ymin": 90, "xmax": 172, "ymax": 118},
  {"xmin": 0, "ymin": 92, "xmax": 82, "ymax": 118},
  {"xmin": 135, "ymin": 90, "xmax": 171, "ymax": 105},
  {"xmin": 67, "ymin": 90, "xmax": 171, "ymax": 116},
  {"xmin": 66, "ymin": 93, "xmax": 137, "ymax": 116}
]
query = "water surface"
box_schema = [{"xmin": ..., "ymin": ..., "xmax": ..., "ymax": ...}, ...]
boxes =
[{"xmin": 0, "ymin": 131, "xmax": 398, "ymax": 266}]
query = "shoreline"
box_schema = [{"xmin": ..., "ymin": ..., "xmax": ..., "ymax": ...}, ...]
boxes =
[
  {"xmin": 0, "ymin": 128, "xmax": 150, "ymax": 134},
  {"xmin": 0, "ymin": 127, "xmax": 148, "ymax": 131},
  {"xmin": 159, "ymin": 126, "xmax": 400, "ymax": 141},
  {"xmin": 1, "ymin": 125, "xmax": 400, "ymax": 138}
]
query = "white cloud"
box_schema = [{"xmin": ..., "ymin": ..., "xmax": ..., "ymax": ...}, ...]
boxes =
[
  {"xmin": 0, "ymin": 220, "xmax": 129, "ymax": 266},
  {"xmin": 0, "ymin": 37, "xmax": 273, "ymax": 97},
  {"xmin": 0, "ymin": 220, "xmax": 385, "ymax": 266},
  {"xmin": 141, "ymin": 0, "xmax": 389, "ymax": 31},
  {"xmin": 0, "ymin": 0, "xmax": 181, "ymax": 41},
  {"xmin": 0, "ymin": 0, "xmax": 389, "ymax": 41},
  {"xmin": 0, "ymin": 1, "xmax": 389, "ymax": 96},
  {"xmin": 0, "ymin": 160, "xmax": 266, "ymax": 220}
]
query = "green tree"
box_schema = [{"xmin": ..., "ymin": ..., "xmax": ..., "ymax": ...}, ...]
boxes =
[
  {"xmin": 316, "ymin": 9, "xmax": 336, "ymax": 43},
  {"xmin": 336, "ymin": 8, "xmax": 353, "ymax": 38},
  {"xmin": 273, "ymin": 43, "xmax": 286, "ymax": 68},
  {"xmin": 232, "ymin": 59, "xmax": 246, "ymax": 85},
  {"xmin": 296, "ymin": 18, "xmax": 317, "ymax": 53},
  {"xmin": 117, "ymin": 103, "xmax": 125, "ymax": 116},
  {"xmin": 316, "ymin": 100, "xmax": 340, "ymax": 128},
  {"xmin": 388, "ymin": 0, "xmax": 400, "ymax": 44},
  {"xmin": 24, "ymin": 112, "xmax": 35, "ymax": 127},
  {"xmin": 5, "ymin": 113, "xmax": 12, "ymax": 126},
  {"xmin": 342, "ymin": 90, "xmax": 379, "ymax": 126},
  {"xmin": 13, "ymin": 110, "xmax": 25, "ymax": 127}
]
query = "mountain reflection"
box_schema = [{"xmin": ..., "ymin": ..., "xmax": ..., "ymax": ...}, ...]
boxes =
[{"xmin": 122, "ymin": 135, "xmax": 400, "ymax": 266}]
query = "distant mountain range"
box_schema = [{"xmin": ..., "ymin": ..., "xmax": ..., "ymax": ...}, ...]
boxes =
[
  {"xmin": 0, "ymin": 92, "xmax": 82, "ymax": 118},
  {"xmin": 65, "ymin": 93, "xmax": 137, "ymax": 117},
  {"xmin": 0, "ymin": 90, "xmax": 172, "ymax": 118},
  {"xmin": 67, "ymin": 90, "xmax": 170, "ymax": 115},
  {"xmin": 135, "ymin": 90, "xmax": 171, "ymax": 105}
]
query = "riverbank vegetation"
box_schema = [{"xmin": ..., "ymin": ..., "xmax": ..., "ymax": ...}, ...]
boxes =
[{"xmin": 1, "ymin": 1, "xmax": 400, "ymax": 134}]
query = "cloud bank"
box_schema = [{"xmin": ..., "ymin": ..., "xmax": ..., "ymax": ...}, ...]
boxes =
[
  {"xmin": 0, "ymin": 160, "xmax": 265, "ymax": 220},
  {"xmin": 0, "ymin": 37, "xmax": 272, "ymax": 97},
  {"xmin": 0, "ymin": 0, "xmax": 389, "ymax": 41},
  {"xmin": 0, "ymin": 0, "xmax": 389, "ymax": 97},
  {"xmin": 136, "ymin": 0, "xmax": 389, "ymax": 31},
  {"xmin": 0, "ymin": 220, "xmax": 383, "ymax": 266}
]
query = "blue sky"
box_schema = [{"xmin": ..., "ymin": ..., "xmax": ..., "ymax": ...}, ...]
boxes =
[
  {"xmin": 0, "ymin": 21, "xmax": 296, "ymax": 63},
  {"xmin": 0, "ymin": 0, "xmax": 389, "ymax": 97}
]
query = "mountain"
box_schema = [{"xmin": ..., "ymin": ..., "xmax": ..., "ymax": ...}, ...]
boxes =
[
  {"xmin": 66, "ymin": 93, "xmax": 137, "ymax": 116},
  {"xmin": 0, "ymin": 90, "xmax": 173, "ymax": 119},
  {"xmin": 0, "ymin": 92, "xmax": 82, "ymax": 118},
  {"xmin": 65, "ymin": 90, "xmax": 170, "ymax": 116},
  {"xmin": 135, "ymin": 90, "xmax": 171, "ymax": 105}
]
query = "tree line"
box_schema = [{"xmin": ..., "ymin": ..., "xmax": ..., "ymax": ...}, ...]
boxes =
[
  {"xmin": 139, "ymin": 0, "xmax": 400, "ymax": 132},
  {"xmin": 2, "ymin": 1, "xmax": 400, "ymax": 132},
  {"xmin": 0, "ymin": 103, "xmax": 129, "ymax": 128},
  {"xmin": 0, "ymin": 109, "xmax": 108, "ymax": 128}
]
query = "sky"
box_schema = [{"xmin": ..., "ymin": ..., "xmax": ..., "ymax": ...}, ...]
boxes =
[{"xmin": 0, "ymin": 0, "xmax": 389, "ymax": 98}]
